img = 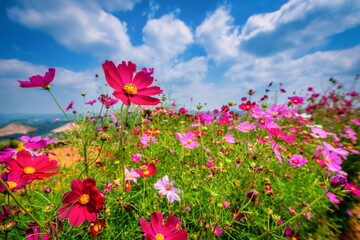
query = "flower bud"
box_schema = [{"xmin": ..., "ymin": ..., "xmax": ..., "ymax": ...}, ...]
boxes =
[
  {"xmin": 81, "ymin": 92, "xmax": 86, "ymax": 96},
  {"xmin": 328, "ymin": 175, "xmax": 347, "ymax": 189},
  {"xmin": 44, "ymin": 187, "xmax": 51, "ymax": 194}
]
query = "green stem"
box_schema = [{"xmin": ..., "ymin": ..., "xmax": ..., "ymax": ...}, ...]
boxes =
[
  {"xmin": 255, "ymin": 192, "xmax": 327, "ymax": 239},
  {"xmin": 116, "ymin": 103, "xmax": 125, "ymax": 186},
  {"xmin": 0, "ymin": 178, "xmax": 58, "ymax": 239}
]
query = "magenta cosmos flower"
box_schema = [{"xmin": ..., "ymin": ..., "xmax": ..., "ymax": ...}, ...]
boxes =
[
  {"xmin": 237, "ymin": 121, "xmax": 256, "ymax": 133},
  {"xmin": 98, "ymin": 94, "xmax": 118, "ymax": 108},
  {"xmin": 154, "ymin": 175, "xmax": 182, "ymax": 203},
  {"xmin": 102, "ymin": 60, "xmax": 163, "ymax": 106},
  {"xmin": 140, "ymin": 212, "xmax": 188, "ymax": 240},
  {"xmin": 18, "ymin": 68, "xmax": 55, "ymax": 89},
  {"xmin": 6, "ymin": 150, "xmax": 58, "ymax": 180},
  {"xmin": 175, "ymin": 132, "xmax": 200, "ymax": 149},
  {"xmin": 58, "ymin": 178, "xmax": 105, "ymax": 226},
  {"xmin": 289, "ymin": 96, "xmax": 304, "ymax": 106},
  {"xmin": 323, "ymin": 149, "xmax": 342, "ymax": 172},
  {"xmin": 0, "ymin": 172, "xmax": 32, "ymax": 192}
]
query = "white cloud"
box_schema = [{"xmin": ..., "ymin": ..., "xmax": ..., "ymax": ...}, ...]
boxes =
[
  {"xmin": 93, "ymin": 0, "xmax": 140, "ymax": 12},
  {"xmin": 195, "ymin": 6, "xmax": 240, "ymax": 62}
]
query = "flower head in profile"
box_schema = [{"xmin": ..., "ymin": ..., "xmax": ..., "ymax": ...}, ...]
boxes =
[
  {"xmin": 140, "ymin": 212, "xmax": 188, "ymax": 240},
  {"xmin": 98, "ymin": 94, "xmax": 118, "ymax": 108},
  {"xmin": 58, "ymin": 178, "xmax": 105, "ymax": 226},
  {"xmin": 154, "ymin": 175, "xmax": 182, "ymax": 203},
  {"xmin": 6, "ymin": 150, "xmax": 58, "ymax": 180},
  {"xmin": 85, "ymin": 99, "xmax": 97, "ymax": 105},
  {"xmin": 102, "ymin": 60, "xmax": 163, "ymax": 106},
  {"xmin": 18, "ymin": 68, "xmax": 55, "ymax": 90},
  {"xmin": 64, "ymin": 101, "xmax": 74, "ymax": 111}
]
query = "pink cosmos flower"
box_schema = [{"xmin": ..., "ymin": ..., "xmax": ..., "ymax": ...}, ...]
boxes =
[
  {"xmin": 141, "ymin": 134, "xmax": 157, "ymax": 147},
  {"xmin": 237, "ymin": 121, "xmax": 256, "ymax": 133},
  {"xmin": 64, "ymin": 101, "xmax": 74, "ymax": 111},
  {"xmin": 222, "ymin": 200, "xmax": 230, "ymax": 208},
  {"xmin": 310, "ymin": 127, "xmax": 330, "ymax": 138},
  {"xmin": 140, "ymin": 212, "xmax": 188, "ymax": 240},
  {"xmin": 0, "ymin": 172, "xmax": 32, "ymax": 192},
  {"xmin": 154, "ymin": 175, "xmax": 182, "ymax": 203},
  {"xmin": 85, "ymin": 100, "xmax": 97, "ymax": 105},
  {"xmin": 346, "ymin": 182, "xmax": 360, "ymax": 196},
  {"xmin": 102, "ymin": 60, "xmax": 163, "ymax": 106},
  {"xmin": 327, "ymin": 192, "xmax": 340, "ymax": 204},
  {"xmin": 211, "ymin": 224, "xmax": 222, "ymax": 235},
  {"xmin": 131, "ymin": 153, "xmax": 143, "ymax": 162},
  {"xmin": 18, "ymin": 68, "xmax": 55, "ymax": 89},
  {"xmin": 289, "ymin": 96, "xmax": 304, "ymax": 106},
  {"xmin": 249, "ymin": 104, "xmax": 264, "ymax": 119},
  {"xmin": 288, "ymin": 154, "xmax": 308, "ymax": 167},
  {"xmin": 322, "ymin": 141, "xmax": 348, "ymax": 157},
  {"xmin": 25, "ymin": 218, "xmax": 63, "ymax": 240},
  {"xmin": 125, "ymin": 168, "xmax": 140, "ymax": 183},
  {"xmin": 350, "ymin": 118, "xmax": 360, "ymax": 126},
  {"xmin": 175, "ymin": 132, "xmax": 200, "ymax": 149},
  {"xmin": 323, "ymin": 149, "xmax": 342, "ymax": 172},
  {"xmin": 271, "ymin": 141, "xmax": 286, "ymax": 164},
  {"xmin": 314, "ymin": 145, "xmax": 323, "ymax": 155},
  {"xmin": 224, "ymin": 133, "xmax": 235, "ymax": 143},
  {"xmin": 98, "ymin": 94, "xmax": 118, "ymax": 108},
  {"xmin": 6, "ymin": 150, "xmax": 58, "ymax": 180},
  {"xmin": 0, "ymin": 136, "xmax": 50, "ymax": 159},
  {"xmin": 58, "ymin": 178, "xmax": 105, "ymax": 226}
]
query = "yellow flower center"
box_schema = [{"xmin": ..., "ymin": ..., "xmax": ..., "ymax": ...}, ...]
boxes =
[
  {"xmin": 293, "ymin": 160, "xmax": 299, "ymax": 164},
  {"xmin": 165, "ymin": 184, "xmax": 172, "ymax": 190},
  {"xmin": 244, "ymin": 127, "xmax": 249, "ymax": 130},
  {"xmin": 24, "ymin": 166, "xmax": 36, "ymax": 174},
  {"xmin": 155, "ymin": 233, "xmax": 164, "ymax": 240},
  {"xmin": 79, "ymin": 194, "xmax": 90, "ymax": 205},
  {"xmin": 325, "ymin": 157, "xmax": 331, "ymax": 163},
  {"xmin": 351, "ymin": 187, "xmax": 355, "ymax": 191},
  {"xmin": 93, "ymin": 224, "xmax": 103, "ymax": 232},
  {"xmin": 251, "ymin": 109, "xmax": 255, "ymax": 113},
  {"xmin": 129, "ymin": 174, "xmax": 134, "ymax": 178},
  {"xmin": 8, "ymin": 181, "xmax": 17, "ymax": 189},
  {"xmin": 123, "ymin": 83, "xmax": 137, "ymax": 95},
  {"xmin": 187, "ymin": 139, "xmax": 193, "ymax": 144},
  {"xmin": 16, "ymin": 143, "xmax": 26, "ymax": 152},
  {"xmin": 143, "ymin": 170, "xmax": 150, "ymax": 175},
  {"xmin": 293, "ymin": 100, "xmax": 298, "ymax": 103}
]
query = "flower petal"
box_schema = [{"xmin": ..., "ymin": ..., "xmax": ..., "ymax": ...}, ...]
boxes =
[{"xmin": 150, "ymin": 212, "xmax": 163, "ymax": 234}]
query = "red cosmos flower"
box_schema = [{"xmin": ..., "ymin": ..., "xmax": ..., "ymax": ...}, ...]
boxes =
[
  {"xmin": 239, "ymin": 101, "xmax": 255, "ymax": 111},
  {"xmin": 0, "ymin": 172, "xmax": 32, "ymax": 192},
  {"xmin": 58, "ymin": 178, "xmax": 105, "ymax": 227},
  {"xmin": 140, "ymin": 212, "xmax": 188, "ymax": 240},
  {"xmin": 136, "ymin": 163, "xmax": 156, "ymax": 177},
  {"xmin": 6, "ymin": 150, "xmax": 58, "ymax": 180},
  {"xmin": 88, "ymin": 219, "xmax": 105, "ymax": 237},
  {"xmin": 125, "ymin": 180, "xmax": 132, "ymax": 191},
  {"xmin": 102, "ymin": 60, "xmax": 163, "ymax": 106},
  {"xmin": 18, "ymin": 68, "xmax": 55, "ymax": 89}
]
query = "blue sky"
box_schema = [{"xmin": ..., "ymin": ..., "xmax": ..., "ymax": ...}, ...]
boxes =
[{"xmin": 0, "ymin": 0, "xmax": 359, "ymax": 114}]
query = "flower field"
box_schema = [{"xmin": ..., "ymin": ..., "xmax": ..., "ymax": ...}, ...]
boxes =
[{"xmin": 0, "ymin": 61, "xmax": 359, "ymax": 239}]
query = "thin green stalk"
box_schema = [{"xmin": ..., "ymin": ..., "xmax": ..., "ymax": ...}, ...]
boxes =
[
  {"xmin": 0, "ymin": 178, "xmax": 58, "ymax": 239},
  {"xmin": 255, "ymin": 192, "xmax": 327, "ymax": 239},
  {"xmin": 116, "ymin": 103, "xmax": 125, "ymax": 185}
]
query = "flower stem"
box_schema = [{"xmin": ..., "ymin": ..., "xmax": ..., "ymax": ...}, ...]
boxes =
[
  {"xmin": 0, "ymin": 178, "xmax": 58, "ymax": 239},
  {"xmin": 116, "ymin": 103, "xmax": 125, "ymax": 186},
  {"xmin": 255, "ymin": 192, "xmax": 327, "ymax": 239}
]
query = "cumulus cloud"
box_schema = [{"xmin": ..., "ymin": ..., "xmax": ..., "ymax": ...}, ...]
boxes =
[{"xmin": 195, "ymin": 6, "xmax": 240, "ymax": 62}]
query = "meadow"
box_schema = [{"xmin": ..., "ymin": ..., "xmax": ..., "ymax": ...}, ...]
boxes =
[{"xmin": 0, "ymin": 61, "xmax": 359, "ymax": 239}]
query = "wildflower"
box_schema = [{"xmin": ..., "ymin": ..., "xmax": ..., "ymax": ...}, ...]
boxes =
[
  {"xmin": 125, "ymin": 180, "xmax": 132, "ymax": 191},
  {"xmin": 44, "ymin": 187, "xmax": 52, "ymax": 194},
  {"xmin": 323, "ymin": 149, "xmax": 342, "ymax": 172},
  {"xmin": 6, "ymin": 150, "xmax": 58, "ymax": 180},
  {"xmin": 327, "ymin": 192, "xmax": 340, "ymax": 204},
  {"xmin": 222, "ymin": 200, "xmax": 230, "ymax": 208},
  {"xmin": 141, "ymin": 134, "xmax": 157, "ymax": 147},
  {"xmin": 58, "ymin": 178, "xmax": 105, "ymax": 226},
  {"xmin": 345, "ymin": 182, "xmax": 360, "ymax": 196},
  {"xmin": 102, "ymin": 60, "xmax": 162, "ymax": 106},
  {"xmin": 247, "ymin": 190, "xmax": 258, "ymax": 203},
  {"xmin": 289, "ymin": 96, "xmax": 304, "ymax": 106},
  {"xmin": 175, "ymin": 132, "xmax": 200, "ymax": 149},
  {"xmin": 224, "ymin": 133, "xmax": 235, "ymax": 143},
  {"xmin": 178, "ymin": 107, "xmax": 188, "ymax": 115},
  {"xmin": 0, "ymin": 136, "xmax": 50, "ymax": 159},
  {"xmin": 285, "ymin": 227, "xmax": 300, "ymax": 239},
  {"xmin": 64, "ymin": 101, "xmax": 74, "ymax": 111},
  {"xmin": 88, "ymin": 219, "xmax": 105, "ymax": 237},
  {"xmin": 18, "ymin": 68, "xmax": 55, "ymax": 89},
  {"xmin": 239, "ymin": 101, "xmax": 255, "ymax": 111},
  {"xmin": 125, "ymin": 168, "xmax": 140, "ymax": 183},
  {"xmin": 131, "ymin": 154, "xmax": 143, "ymax": 162},
  {"xmin": 140, "ymin": 212, "xmax": 188, "ymax": 240},
  {"xmin": 288, "ymin": 207, "xmax": 298, "ymax": 215},
  {"xmin": 25, "ymin": 218, "xmax": 63, "ymax": 240},
  {"xmin": 98, "ymin": 94, "xmax": 118, "ymax": 108},
  {"xmin": 85, "ymin": 99, "xmax": 97, "ymax": 105},
  {"xmin": 328, "ymin": 175, "xmax": 347, "ymax": 189},
  {"xmin": 237, "ymin": 121, "xmax": 256, "ymax": 133},
  {"xmin": 136, "ymin": 163, "xmax": 156, "ymax": 177},
  {"xmin": 288, "ymin": 154, "xmax": 308, "ymax": 167},
  {"xmin": 211, "ymin": 224, "xmax": 222, "ymax": 235},
  {"xmin": 154, "ymin": 175, "xmax": 182, "ymax": 203},
  {"xmin": 0, "ymin": 172, "xmax": 32, "ymax": 192},
  {"xmin": 104, "ymin": 183, "xmax": 114, "ymax": 193}
]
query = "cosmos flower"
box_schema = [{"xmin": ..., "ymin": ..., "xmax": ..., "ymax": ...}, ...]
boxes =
[
  {"xmin": 25, "ymin": 218, "xmax": 63, "ymax": 240},
  {"xmin": 327, "ymin": 192, "xmax": 340, "ymax": 204},
  {"xmin": 85, "ymin": 100, "xmax": 97, "ymax": 105},
  {"xmin": 131, "ymin": 153, "xmax": 143, "ymax": 162},
  {"xmin": 64, "ymin": 101, "xmax": 74, "ymax": 111},
  {"xmin": 6, "ymin": 150, "xmax": 58, "ymax": 180},
  {"xmin": 345, "ymin": 182, "xmax": 360, "ymax": 196},
  {"xmin": 154, "ymin": 175, "xmax": 182, "ymax": 203},
  {"xmin": 237, "ymin": 121, "xmax": 256, "ymax": 133},
  {"xmin": 224, "ymin": 133, "xmax": 235, "ymax": 143},
  {"xmin": 222, "ymin": 200, "xmax": 230, "ymax": 208},
  {"xmin": 98, "ymin": 94, "xmax": 118, "ymax": 108},
  {"xmin": 58, "ymin": 178, "xmax": 105, "ymax": 227},
  {"xmin": 140, "ymin": 212, "xmax": 188, "ymax": 240},
  {"xmin": 289, "ymin": 96, "xmax": 304, "ymax": 106},
  {"xmin": 175, "ymin": 132, "xmax": 200, "ymax": 149},
  {"xmin": 18, "ymin": 68, "xmax": 55, "ymax": 89},
  {"xmin": 102, "ymin": 60, "xmax": 162, "ymax": 106},
  {"xmin": 136, "ymin": 163, "xmax": 157, "ymax": 177},
  {"xmin": 323, "ymin": 149, "xmax": 342, "ymax": 172},
  {"xmin": 88, "ymin": 219, "xmax": 105, "ymax": 238},
  {"xmin": 125, "ymin": 168, "xmax": 140, "ymax": 183},
  {"xmin": 288, "ymin": 154, "xmax": 308, "ymax": 167},
  {"xmin": 0, "ymin": 172, "xmax": 32, "ymax": 192}
]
